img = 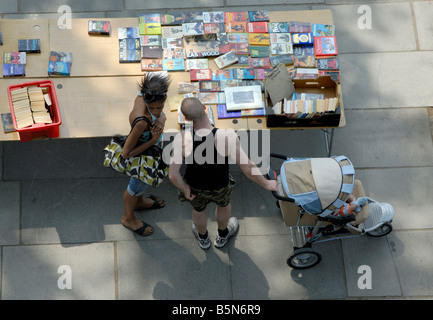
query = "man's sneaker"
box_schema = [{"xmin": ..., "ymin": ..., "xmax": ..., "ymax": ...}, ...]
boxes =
[
  {"xmin": 192, "ymin": 223, "xmax": 211, "ymax": 250},
  {"xmin": 214, "ymin": 217, "xmax": 239, "ymax": 248}
]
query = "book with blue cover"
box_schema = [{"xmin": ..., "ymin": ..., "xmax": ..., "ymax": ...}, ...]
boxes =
[
  {"xmin": 119, "ymin": 38, "xmax": 141, "ymax": 63},
  {"xmin": 18, "ymin": 39, "xmax": 41, "ymax": 53},
  {"xmin": 162, "ymin": 58, "xmax": 185, "ymax": 71},
  {"xmin": 3, "ymin": 63, "xmax": 25, "ymax": 77}
]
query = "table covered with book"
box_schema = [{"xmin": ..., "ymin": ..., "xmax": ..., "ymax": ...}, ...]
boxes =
[{"xmin": 0, "ymin": 9, "xmax": 344, "ymax": 145}]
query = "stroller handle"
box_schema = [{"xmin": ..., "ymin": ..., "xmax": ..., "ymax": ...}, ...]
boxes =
[{"xmin": 266, "ymin": 154, "xmax": 296, "ymax": 203}]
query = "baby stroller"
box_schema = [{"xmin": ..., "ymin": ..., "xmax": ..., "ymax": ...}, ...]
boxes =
[{"xmin": 268, "ymin": 153, "xmax": 394, "ymax": 269}]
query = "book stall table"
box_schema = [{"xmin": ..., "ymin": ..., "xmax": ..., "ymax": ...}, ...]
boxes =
[{"xmin": 0, "ymin": 10, "xmax": 344, "ymax": 153}]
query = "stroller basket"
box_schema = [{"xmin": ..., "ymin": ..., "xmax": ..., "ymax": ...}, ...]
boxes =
[{"xmin": 278, "ymin": 155, "xmax": 355, "ymax": 217}]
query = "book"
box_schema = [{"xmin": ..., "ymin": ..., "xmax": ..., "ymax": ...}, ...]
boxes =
[
  {"xmin": 294, "ymin": 55, "xmax": 316, "ymax": 68},
  {"xmin": 161, "ymin": 37, "xmax": 183, "ymax": 49},
  {"xmin": 138, "ymin": 13, "xmax": 161, "ymax": 24},
  {"xmin": 248, "ymin": 33, "xmax": 270, "ymax": 46},
  {"xmin": 140, "ymin": 35, "xmax": 161, "ymax": 46},
  {"xmin": 139, "ymin": 23, "xmax": 161, "ymax": 35},
  {"xmin": 270, "ymin": 43, "xmax": 292, "ymax": 55},
  {"xmin": 199, "ymin": 80, "xmax": 222, "ymax": 92},
  {"xmin": 217, "ymin": 104, "xmax": 241, "ymax": 119},
  {"xmin": 268, "ymin": 22, "xmax": 290, "ymax": 33},
  {"xmin": 1, "ymin": 113, "xmax": 15, "ymax": 133},
  {"xmin": 119, "ymin": 38, "xmax": 141, "ymax": 63},
  {"xmin": 289, "ymin": 21, "xmax": 311, "ymax": 33},
  {"xmin": 293, "ymin": 45, "xmax": 314, "ymax": 56},
  {"xmin": 314, "ymin": 36, "xmax": 338, "ymax": 57},
  {"xmin": 118, "ymin": 27, "xmax": 140, "ymax": 39},
  {"xmin": 254, "ymin": 68, "xmax": 272, "ymax": 80},
  {"xmin": 249, "ymin": 57, "xmax": 271, "ymax": 69},
  {"xmin": 203, "ymin": 11, "xmax": 224, "ymax": 23},
  {"xmin": 190, "ymin": 68, "xmax": 213, "ymax": 81},
  {"xmin": 241, "ymin": 107, "xmax": 265, "ymax": 117},
  {"xmin": 224, "ymin": 12, "xmax": 247, "ymax": 22},
  {"xmin": 218, "ymin": 33, "xmax": 230, "ymax": 54},
  {"xmin": 227, "ymin": 33, "xmax": 249, "ymax": 43},
  {"xmin": 161, "ymin": 12, "xmax": 203, "ymax": 25},
  {"xmin": 228, "ymin": 43, "xmax": 249, "ymax": 55},
  {"xmin": 212, "ymin": 69, "xmax": 233, "ymax": 81},
  {"xmin": 295, "ymin": 68, "xmax": 319, "ymax": 79},
  {"xmin": 48, "ymin": 51, "xmax": 72, "ymax": 75},
  {"xmin": 88, "ymin": 20, "xmax": 110, "ymax": 35},
  {"xmin": 292, "ymin": 33, "xmax": 314, "ymax": 45},
  {"xmin": 182, "ymin": 22, "xmax": 205, "ymax": 36},
  {"xmin": 225, "ymin": 85, "xmax": 263, "ymax": 111},
  {"xmin": 3, "ymin": 64, "xmax": 25, "ymax": 77},
  {"xmin": 141, "ymin": 58, "xmax": 163, "ymax": 71},
  {"xmin": 161, "ymin": 26, "xmax": 184, "ymax": 38},
  {"xmin": 168, "ymin": 94, "xmax": 185, "ymax": 111},
  {"xmin": 204, "ymin": 23, "xmax": 225, "ymax": 34},
  {"xmin": 198, "ymin": 92, "xmax": 223, "ymax": 104},
  {"xmin": 178, "ymin": 82, "xmax": 200, "ymax": 93},
  {"xmin": 312, "ymin": 23, "xmax": 335, "ymax": 37},
  {"xmin": 184, "ymin": 34, "xmax": 220, "ymax": 58},
  {"xmin": 186, "ymin": 58, "xmax": 209, "ymax": 70},
  {"xmin": 248, "ymin": 10, "xmax": 269, "ymax": 22},
  {"xmin": 249, "ymin": 46, "xmax": 270, "ymax": 58},
  {"xmin": 3, "ymin": 52, "xmax": 26, "ymax": 64},
  {"xmin": 141, "ymin": 45, "xmax": 163, "ymax": 59},
  {"xmin": 269, "ymin": 54, "xmax": 294, "ymax": 67},
  {"xmin": 319, "ymin": 70, "xmax": 340, "ymax": 83},
  {"xmin": 18, "ymin": 39, "xmax": 41, "ymax": 53},
  {"xmin": 247, "ymin": 22, "xmax": 269, "ymax": 33},
  {"xmin": 292, "ymin": 92, "xmax": 325, "ymax": 100},
  {"xmin": 214, "ymin": 50, "xmax": 238, "ymax": 69},
  {"xmin": 270, "ymin": 33, "xmax": 292, "ymax": 44},
  {"xmin": 317, "ymin": 57, "xmax": 339, "ymax": 70},
  {"xmin": 225, "ymin": 22, "xmax": 246, "ymax": 33},
  {"xmin": 163, "ymin": 47, "xmax": 185, "ymax": 59},
  {"xmin": 162, "ymin": 58, "xmax": 185, "ymax": 71},
  {"xmin": 237, "ymin": 55, "xmax": 249, "ymax": 66}
]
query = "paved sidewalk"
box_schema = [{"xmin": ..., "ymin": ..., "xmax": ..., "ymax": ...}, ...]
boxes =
[{"xmin": 1, "ymin": 0, "xmax": 433, "ymax": 301}]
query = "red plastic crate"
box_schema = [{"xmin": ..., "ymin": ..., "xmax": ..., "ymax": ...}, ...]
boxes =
[{"xmin": 7, "ymin": 80, "xmax": 62, "ymax": 142}]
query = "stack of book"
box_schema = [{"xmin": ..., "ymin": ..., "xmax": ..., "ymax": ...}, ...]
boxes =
[
  {"xmin": 282, "ymin": 97, "xmax": 339, "ymax": 119},
  {"xmin": 48, "ymin": 51, "xmax": 72, "ymax": 76},
  {"xmin": 3, "ymin": 52, "xmax": 26, "ymax": 77},
  {"xmin": 28, "ymin": 87, "xmax": 52, "ymax": 124}
]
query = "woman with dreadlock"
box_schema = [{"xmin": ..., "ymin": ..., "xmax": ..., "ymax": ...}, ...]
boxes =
[{"xmin": 121, "ymin": 72, "xmax": 171, "ymax": 236}]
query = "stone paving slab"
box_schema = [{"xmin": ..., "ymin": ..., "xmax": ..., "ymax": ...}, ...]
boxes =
[
  {"xmin": 1, "ymin": 242, "xmax": 116, "ymax": 299},
  {"xmin": 0, "ymin": 181, "xmax": 20, "ymax": 246},
  {"xmin": 413, "ymin": 1, "xmax": 433, "ymax": 50},
  {"xmin": 332, "ymin": 108, "xmax": 433, "ymax": 168}
]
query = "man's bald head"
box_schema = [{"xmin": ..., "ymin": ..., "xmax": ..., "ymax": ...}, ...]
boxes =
[{"xmin": 181, "ymin": 97, "xmax": 206, "ymax": 122}]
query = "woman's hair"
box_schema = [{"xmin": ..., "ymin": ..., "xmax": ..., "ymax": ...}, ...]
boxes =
[{"xmin": 138, "ymin": 72, "xmax": 171, "ymax": 103}]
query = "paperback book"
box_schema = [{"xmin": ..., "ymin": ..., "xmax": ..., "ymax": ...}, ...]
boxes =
[
  {"xmin": 294, "ymin": 55, "xmax": 316, "ymax": 68},
  {"xmin": 190, "ymin": 68, "xmax": 213, "ymax": 81},
  {"xmin": 182, "ymin": 22, "xmax": 205, "ymax": 36},
  {"xmin": 118, "ymin": 27, "xmax": 140, "ymax": 39},
  {"xmin": 162, "ymin": 58, "xmax": 185, "ymax": 71},
  {"xmin": 139, "ymin": 23, "xmax": 161, "ymax": 35},
  {"xmin": 199, "ymin": 80, "xmax": 222, "ymax": 92},
  {"xmin": 269, "ymin": 54, "xmax": 294, "ymax": 67},
  {"xmin": 161, "ymin": 12, "xmax": 203, "ymax": 25},
  {"xmin": 141, "ymin": 58, "xmax": 163, "ymax": 71},
  {"xmin": 119, "ymin": 38, "xmax": 141, "ymax": 63},
  {"xmin": 224, "ymin": 12, "xmax": 247, "ymax": 22},
  {"xmin": 314, "ymin": 36, "xmax": 338, "ymax": 57},
  {"xmin": 162, "ymin": 47, "xmax": 185, "ymax": 60},
  {"xmin": 3, "ymin": 52, "xmax": 26, "ymax": 64},
  {"xmin": 18, "ymin": 39, "xmax": 41, "ymax": 53},
  {"xmin": 317, "ymin": 57, "xmax": 339, "ymax": 70},
  {"xmin": 248, "ymin": 33, "xmax": 270, "ymax": 46},
  {"xmin": 270, "ymin": 43, "xmax": 292, "ymax": 55},
  {"xmin": 268, "ymin": 22, "xmax": 290, "ymax": 33},
  {"xmin": 204, "ymin": 23, "xmax": 225, "ymax": 34},
  {"xmin": 212, "ymin": 69, "xmax": 233, "ymax": 81},
  {"xmin": 228, "ymin": 43, "xmax": 249, "ymax": 55},
  {"xmin": 270, "ymin": 33, "xmax": 292, "ymax": 44},
  {"xmin": 225, "ymin": 22, "xmax": 247, "ymax": 33},
  {"xmin": 227, "ymin": 33, "xmax": 249, "ymax": 43},
  {"xmin": 203, "ymin": 11, "xmax": 224, "ymax": 23},
  {"xmin": 289, "ymin": 21, "xmax": 311, "ymax": 33},
  {"xmin": 247, "ymin": 22, "xmax": 269, "ymax": 33},
  {"xmin": 178, "ymin": 82, "xmax": 200, "ymax": 93},
  {"xmin": 88, "ymin": 20, "xmax": 110, "ymax": 35},
  {"xmin": 48, "ymin": 51, "xmax": 72, "ymax": 75},
  {"xmin": 292, "ymin": 33, "xmax": 313, "ymax": 45},
  {"xmin": 140, "ymin": 35, "xmax": 161, "ymax": 46},
  {"xmin": 312, "ymin": 23, "xmax": 335, "ymax": 37},
  {"xmin": 248, "ymin": 10, "xmax": 269, "ymax": 22},
  {"xmin": 161, "ymin": 37, "xmax": 183, "ymax": 49},
  {"xmin": 249, "ymin": 46, "xmax": 270, "ymax": 58},
  {"xmin": 3, "ymin": 64, "xmax": 25, "ymax": 77},
  {"xmin": 141, "ymin": 45, "xmax": 163, "ymax": 59},
  {"xmin": 184, "ymin": 34, "xmax": 220, "ymax": 58},
  {"xmin": 138, "ymin": 13, "xmax": 161, "ymax": 24},
  {"xmin": 161, "ymin": 26, "xmax": 184, "ymax": 38},
  {"xmin": 214, "ymin": 50, "xmax": 238, "ymax": 69},
  {"xmin": 249, "ymin": 57, "xmax": 271, "ymax": 69},
  {"xmin": 186, "ymin": 58, "xmax": 209, "ymax": 70}
]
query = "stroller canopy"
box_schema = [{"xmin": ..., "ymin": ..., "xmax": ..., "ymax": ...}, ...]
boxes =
[{"xmin": 280, "ymin": 156, "xmax": 355, "ymax": 217}]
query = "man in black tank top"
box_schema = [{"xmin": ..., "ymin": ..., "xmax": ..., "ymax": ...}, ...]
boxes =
[{"xmin": 169, "ymin": 98, "xmax": 278, "ymax": 250}]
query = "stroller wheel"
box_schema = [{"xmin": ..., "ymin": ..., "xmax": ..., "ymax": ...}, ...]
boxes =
[
  {"xmin": 287, "ymin": 249, "xmax": 322, "ymax": 269},
  {"xmin": 367, "ymin": 222, "xmax": 393, "ymax": 237}
]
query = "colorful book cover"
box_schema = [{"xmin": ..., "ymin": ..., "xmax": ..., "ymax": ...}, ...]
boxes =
[
  {"xmin": 247, "ymin": 22, "xmax": 269, "ymax": 33},
  {"xmin": 119, "ymin": 38, "xmax": 141, "ymax": 63},
  {"xmin": 268, "ymin": 22, "xmax": 289, "ymax": 33},
  {"xmin": 161, "ymin": 37, "xmax": 183, "ymax": 49},
  {"xmin": 224, "ymin": 12, "xmax": 247, "ymax": 22},
  {"xmin": 242, "ymin": 68, "xmax": 255, "ymax": 80},
  {"xmin": 241, "ymin": 108, "xmax": 265, "ymax": 117},
  {"xmin": 249, "ymin": 57, "xmax": 271, "ymax": 69},
  {"xmin": 3, "ymin": 52, "xmax": 26, "ymax": 64},
  {"xmin": 229, "ymin": 43, "xmax": 250, "ymax": 55},
  {"xmin": 141, "ymin": 45, "xmax": 163, "ymax": 59},
  {"xmin": 248, "ymin": 10, "xmax": 269, "ymax": 22},
  {"xmin": 190, "ymin": 68, "xmax": 213, "ymax": 81},
  {"xmin": 253, "ymin": 68, "xmax": 272, "ymax": 80},
  {"xmin": 199, "ymin": 80, "xmax": 222, "ymax": 92},
  {"xmin": 203, "ymin": 11, "xmax": 224, "ymax": 23},
  {"xmin": 18, "ymin": 39, "xmax": 41, "ymax": 53},
  {"xmin": 52, "ymin": 61, "xmax": 71, "ymax": 76},
  {"xmin": 314, "ymin": 36, "xmax": 338, "ymax": 57},
  {"xmin": 270, "ymin": 33, "xmax": 292, "ymax": 44},
  {"xmin": 289, "ymin": 21, "xmax": 311, "ymax": 33},
  {"xmin": 184, "ymin": 34, "xmax": 220, "ymax": 58},
  {"xmin": 186, "ymin": 58, "xmax": 209, "ymax": 70},
  {"xmin": 198, "ymin": 92, "xmax": 221, "ymax": 104},
  {"xmin": 248, "ymin": 33, "xmax": 270, "ymax": 46},
  {"xmin": 161, "ymin": 26, "xmax": 184, "ymax": 38},
  {"xmin": 293, "ymin": 45, "xmax": 314, "ymax": 56},
  {"xmin": 139, "ymin": 23, "xmax": 161, "ymax": 35},
  {"xmin": 88, "ymin": 20, "xmax": 110, "ymax": 35},
  {"xmin": 162, "ymin": 47, "xmax": 185, "ymax": 60},
  {"xmin": 218, "ymin": 33, "xmax": 230, "ymax": 54},
  {"xmin": 1, "ymin": 113, "xmax": 15, "ymax": 132},
  {"xmin": 118, "ymin": 27, "xmax": 140, "ymax": 39},
  {"xmin": 270, "ymin": 43, "xmax": 293, "ymax": 55},
  {"xmin": 162, "ymin": 58, "xmax": 185, "ymax": 71},
  {"xmin": 249, "ymin": 46, "xmax": 270, "ymax": 58},
  {"xmin": 140, "ymin": 35, "xmax": 161, "ymax": 46},
  {"xmin": 225, "ymin": 22, "xmax": 246, "ymax": 33},
  {"xmin": 312, "ymin": 23, "xmax": 335, "ymax": 37},
  {"xmin": 178, "ymin": 82, "xmax": 200, "ymax": 93},
  {"xmin": 204, "ymin": 23, "xmax": 225, "ymax": 34},
  {"xmin": 227, "ymin": 33, "xmax": 249, "ymax": 43},
  {"xmin": 317, "ymin": 57, "xmax": 339, "ymax": 70},
  {"xmin": 292, "ymin": 33, "xmax": 314, "ymax": 45},
  {"xmin": 182, "ymin": 22, "xmax": 205, "ymax": 36},
  {"xmin": 48, "ymin": 51, "xmax": 72, "ymax": 75},
  {"xmin": 212, "ymin": 69, "xmax": 233, "ymax": 81},
  {"xmin": 141, "ymin": 58, "xmax": 163, "ymax": 71},
  {"xmin": 217, "ymin": 104, "xmax": 241, "ymax": 119},
  {"xmin": 214, "ymin": 51, "xmax": 238, "ymax": 69},
  {"xmin": 294, "ymin": 55, "xmax": 317, "ymax": 68},
  {"xmin": 269, "ymin": 53, "xmax": 294, "ymax": 67},
  {"xmin": 3, "ymin": 63, "xmax": 25, "ymax": 77},
  {"xmin": 138, "ymin": 13, "xmax": 161, "ymax": 24}
]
